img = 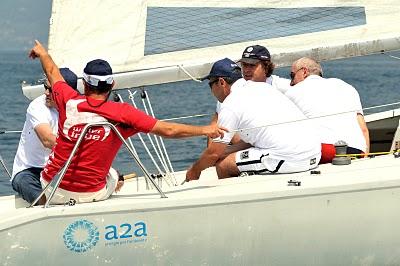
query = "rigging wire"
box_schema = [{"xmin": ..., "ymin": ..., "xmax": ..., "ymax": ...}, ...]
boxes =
[
  {"xmin": 138, "ymin": 88, "xmax": 175, "ymax": 186},
  {"xmin": 128, "ymin": 90, "xmax": 172, "ymax": 187},
  {"xmin": 159, "ymin": 101, "xmax": 400, "ymax": 133},
  {"xmin": 140, "ymin": 88, "xmax": 178, "ymax": 186},
  {"xmin": 1, "ymin": 101, "xmax": 400, "ymax": 135},
  {"xmin": 118, "ymin": 92, "xmax": 153, "ymax": 190},
  {"xmin": 385, "ymin": 54, "xmax": 400, "ymax": 60},
  {"xmin": 177, "ymin": 65, "xmax": 202, "ymax": 83},
  {"xmin": 161, "ymin": 101, "xmax": 400, "ymax": 125},
  {"xmin": 233, "ymin": 101, "xmax": 400, "ymax": 133},
  {"xmin": 161, "ymin": 113, "xmax": 210, "ymax": 121},
  {"xmin": 363, "ymin": 101, "xmax": 400, "ymax": 111},
  {"xmin": 0, "ymin": 153, "xmax": 11, "ymax": 178},
  {"xmin": 116, "ymin": 92, "xmax": 139, "ymax": 157},
  {"xmin": 381, "ymin": 50, "xmax": 400, "ymax": 60},
  {"xmin": 0, "ymin": 130, "xmax": 22, "ymax": 134}
]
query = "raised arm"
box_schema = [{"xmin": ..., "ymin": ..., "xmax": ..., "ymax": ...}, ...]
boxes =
[{"xmin": 28, "ymin": 40, "xmax": 64, "ymax": 87}]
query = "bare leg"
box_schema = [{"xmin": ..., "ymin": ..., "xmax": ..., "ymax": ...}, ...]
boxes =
[
  {"xmin": 216, "ymin": 152, "xmax": 240, "ymax": 179},
  {"xmin": 37, "ymin": 195, "xmax": 46, "ymax": 205},
  {"xmin": 222, "ymin": 140, "xmax": 252, "ymax": 158}
]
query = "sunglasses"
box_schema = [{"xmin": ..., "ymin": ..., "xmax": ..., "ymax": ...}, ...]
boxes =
[
  {"xmin": 208, "ymin": 78, "xmax": 219, "ymax": 89},
  {"xmin": 43, "ymin": 83, "xmax": 52, "ymax": 92},
  {"xmin": 290, "ymin": 67, "xmax": 304, "ymax": 80}
]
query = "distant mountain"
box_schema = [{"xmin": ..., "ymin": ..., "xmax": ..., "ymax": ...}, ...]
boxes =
[{"xmin": 0, "ymin": 0, "xmax": 51, "ymax": 51}]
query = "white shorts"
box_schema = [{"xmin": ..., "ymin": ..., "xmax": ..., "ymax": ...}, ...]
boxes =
[
  {"xmin": 40, "ymin": 168, "xmax": 119, "ymax": 205},
  {"xmin": 236, "ymin": 148, "xmax": 320, "ymax": 174}
]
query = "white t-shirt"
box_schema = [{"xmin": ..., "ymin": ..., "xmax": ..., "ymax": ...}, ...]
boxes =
[
  {"xmin": 11, "ymin": 95, "xmax": 58, "ymax": 179},
  {"xmin": 215, "ymin": 75, "xmax": 290, "ymax": 113},
  {"xmin": 215, "ymin": 80, "xmax": 321, "ymax": 161},
  {"xmin": 215, "ymin": 78, "xmax": 246, "ymax": 113},
  {"xmin": 285, "ymin": 75, "xmax": 366, "ymax": 151},
  {"xmin": 266, "ymin": 74, "xmax": 291, "ymax": 94}
]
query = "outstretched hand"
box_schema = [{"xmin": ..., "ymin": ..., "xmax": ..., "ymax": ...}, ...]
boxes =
[
  {"xmin": 204, "ymin": 124, "xmax": 228, "ymax": 139},
  {"xmin": 185, "ymin": 165, "xmax": 201, "ymax": 182},
  {"xmin": 28, "ymin": 40, "xmax": 48, "ymax": 59}
]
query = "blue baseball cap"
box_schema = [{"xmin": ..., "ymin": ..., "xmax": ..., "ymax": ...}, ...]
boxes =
[
  {"xmin": 60, "ymin": 68, "xmax": 78, "ymax": 90},
  {"xmin": 238, "ymin": 45, "xmax": 271, "ymax": 64},
  {"xmin": 83, "ymin": 59, "xmax": 113, "ymax": 87},
  {"xmin": 201, "ymin": 58, "xmax": 242, "ymax": 80}
]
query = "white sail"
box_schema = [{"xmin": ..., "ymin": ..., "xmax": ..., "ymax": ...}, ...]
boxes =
[{"xmin": 23, "ymin": 0, "xmax": 400, "ymax": 98}]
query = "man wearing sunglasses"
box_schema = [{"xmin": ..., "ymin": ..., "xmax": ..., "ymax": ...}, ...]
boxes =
[
  {"xmin": 286, "ymin": 57, "xmax": 369, "ymax": 163},
  {"xmin": 11, "ymin": 68, "xmax": 78, "ymax": 205},
  {"xmin": 186, "ymin": 58, "xmax": 321, "ymax": 181}
]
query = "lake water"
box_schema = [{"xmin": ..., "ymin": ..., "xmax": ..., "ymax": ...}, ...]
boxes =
[{"xmin": 0, "ymin": 50, "xmax": 399, "ymax": 196}]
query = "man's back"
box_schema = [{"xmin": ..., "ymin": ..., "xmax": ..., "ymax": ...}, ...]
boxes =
[
  {"xmin": 41, "ymin": 81, "xmax": 157, "ymax": 192},
  {"xmin": 218, "ymin": 80, "xmax": 320, "ymax": 160},
  {"xmin": 285, "ymin": 75, "xmax": 366, "ymax": 151}
]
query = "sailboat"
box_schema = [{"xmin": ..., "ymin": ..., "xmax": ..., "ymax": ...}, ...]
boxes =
[{"xmin": 1, "ymin": 0, "xmax": 400, "ymax": 264}]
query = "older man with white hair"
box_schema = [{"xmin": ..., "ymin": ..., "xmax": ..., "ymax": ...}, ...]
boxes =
[{"xmin": 287, "ymin": 57, "xmax": 369, "ymax": 163}]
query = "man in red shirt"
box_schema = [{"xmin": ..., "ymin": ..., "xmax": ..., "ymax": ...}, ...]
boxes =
[{"xmin": 29, "ymin": 40, "xmax": 226, "ymax": 204}]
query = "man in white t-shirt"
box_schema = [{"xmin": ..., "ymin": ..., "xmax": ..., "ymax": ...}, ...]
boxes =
[
  {"xmin": 11, "ymin": 68, "xmax": 78, "ymax": 204},
  {"xmin": 211, "ymin": 45, "xmax": 290, "ymax": 145},
  {"xmin": 287, "ymin": 57, "xmax": 370, "ymax": 163},
  {"xmin": 186, "ymin": 58, "xmax": 321, "ymax": 181}
]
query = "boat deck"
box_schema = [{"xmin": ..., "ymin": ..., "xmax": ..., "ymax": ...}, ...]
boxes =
[{"xmin": 1, "ymin": 154, "xmax": 400, "ymax": 231}]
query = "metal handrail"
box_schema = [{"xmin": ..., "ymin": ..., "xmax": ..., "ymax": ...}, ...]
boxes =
[{"xmin": 30, "ymin": 122, "xmax": 167, "ymax": 208}]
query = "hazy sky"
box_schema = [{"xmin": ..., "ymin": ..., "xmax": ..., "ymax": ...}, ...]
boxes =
[{"xmin": 0, "ymin": 0, "xmax": 51, "ymax": 51}]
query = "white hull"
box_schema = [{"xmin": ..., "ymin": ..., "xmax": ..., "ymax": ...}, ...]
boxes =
[{"xmin": 2, "ymin": 155, "xmax": 400, "ymax": 265}]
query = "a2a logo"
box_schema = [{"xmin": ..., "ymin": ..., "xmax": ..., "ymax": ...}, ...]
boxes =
[{"xmin": 105, "ymin": 221, "xmax": 147, "ymax": 240}]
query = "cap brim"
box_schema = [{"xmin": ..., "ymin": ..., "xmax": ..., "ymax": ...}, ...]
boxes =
[
  {"xmin": 238, "ymin": 58, "xmax": 260, "ymax": 64},
  {"xmin": 200, "ymin": 74, "xmax": 219, "ymax": 81}
]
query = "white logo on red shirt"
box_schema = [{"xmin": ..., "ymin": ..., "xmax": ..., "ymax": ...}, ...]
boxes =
[{"xmin": 63, "ymin": 99, "xmax": 111, "ymax": 141}]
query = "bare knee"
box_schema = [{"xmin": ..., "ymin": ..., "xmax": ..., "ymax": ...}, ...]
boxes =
[
  {"xmin": 216, "ymin": 154, "xmax": 240, "ymax": 179},
  {"xmin": 216, "ymin": 162, "xmax": 229, "ymax": 179}
]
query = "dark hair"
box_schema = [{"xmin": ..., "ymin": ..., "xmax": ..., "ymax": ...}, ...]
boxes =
[
  {"xmin": 262, "ymin": 60, "xmax": 275, "ymax": 77},
  {"xmin": 85, "ymin": 81, "xmax": 113, "ymax": 94}
]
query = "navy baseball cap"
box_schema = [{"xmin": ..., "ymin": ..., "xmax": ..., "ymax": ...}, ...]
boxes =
[
  {"xmin": 83, "ymin": 59, "xmax": 113, "ymax": 87},
  {"xmin": 201, "ymin": 58, "xmax": 242, "ymax": 80},
  {"xmin": 238, "ymin": 45, "xmax": 271, "ymax": 64},
  {"xmin": 60, "ymin": 68, "xmax": 78, "ymax": 90}
]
